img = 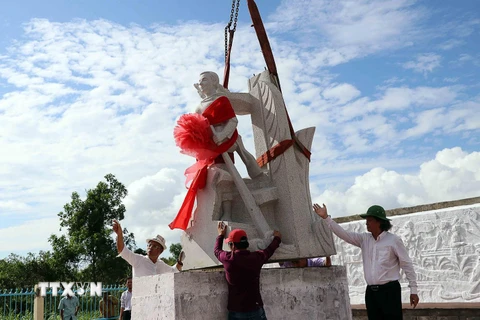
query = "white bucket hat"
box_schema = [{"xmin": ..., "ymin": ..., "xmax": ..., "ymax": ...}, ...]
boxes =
[{"xmin": 146, "ymin": 235, "xmax": 167, "ymax": 251}]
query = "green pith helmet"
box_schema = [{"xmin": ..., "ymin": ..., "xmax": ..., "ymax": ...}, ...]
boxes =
[{"xmin": 359, "ymin": 205, "xmax": 391, "ymax": 221}]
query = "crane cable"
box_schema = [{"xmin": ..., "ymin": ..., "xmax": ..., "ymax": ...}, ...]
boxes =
[{"xmin": 222, "ymin": 0, "xmax": 240, "ymax": 89}]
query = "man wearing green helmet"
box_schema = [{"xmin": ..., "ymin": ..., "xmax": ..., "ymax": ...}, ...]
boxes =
[{"xmin": 313, "ymin": 203, "xmax": 419, "ymax": 320}]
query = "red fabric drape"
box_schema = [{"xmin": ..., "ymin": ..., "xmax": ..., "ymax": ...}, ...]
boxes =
[{"xmin": 169, "ymin": 96, "xmax": 238, "ymax": 230}]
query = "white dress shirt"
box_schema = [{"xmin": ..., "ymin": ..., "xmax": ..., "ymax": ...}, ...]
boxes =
[
  {"xmin": 119, "ymin": 247, "xmax": 178, "ymax": 277},
  {"xmin": 120, "ymin": 290, "xmax": 132, "ymax": 311},
  {"xmin": 326, "ymin": 216, "xmax": 418, "ymax": 294}
]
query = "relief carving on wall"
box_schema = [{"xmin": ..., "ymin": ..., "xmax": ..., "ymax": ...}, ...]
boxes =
[{"xmin": 334, "ymin": 204, "xmax": 480, "ymax": 304}]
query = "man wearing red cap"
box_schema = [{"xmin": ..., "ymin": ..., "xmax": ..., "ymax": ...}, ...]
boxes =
[
  {"xmin": 214, "ymin": 222, "xmax": 281, "ymax": 320},
  {"xmin": 313, "ymin": 203, "xmax": 419, "ymax": 320}
]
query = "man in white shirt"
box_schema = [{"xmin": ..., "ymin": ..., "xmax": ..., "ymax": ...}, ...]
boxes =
[
  {"xmin": 120, "ymin": 277, "xmax": 132, "ymax": 320},
  {"xmin": 313, "ymin": 203, "xmax": 419, "ymax": 320},
  {"xmin": 112, "ymin": 219, "xmax": 183, "ymax": 277}
]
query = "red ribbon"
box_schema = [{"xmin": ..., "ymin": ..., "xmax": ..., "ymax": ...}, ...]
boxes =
[
  {"xmin": 170, "ymin": 97, "xmax": 239, "ymax": 231},
  {"xmin": 169, "ymin": 132, "xmax": 237, "ymax": 231}
]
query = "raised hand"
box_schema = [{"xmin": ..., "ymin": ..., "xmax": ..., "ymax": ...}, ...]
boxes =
[
  {"xmin": 313, "ymin": 203, "xmax": 328, "ymax": 219},
  {"xmin": 217, "ymin": 221, "xmax": 227, "ymax": 236},
  {"xmin": 112, "ymin": 219, "xmax": 122, "ymax": 235}
]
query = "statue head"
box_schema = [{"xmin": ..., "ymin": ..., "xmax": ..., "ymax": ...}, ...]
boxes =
[{"xmin": 195, "ymin": 71, "xmax": 228, "ymax": 99}]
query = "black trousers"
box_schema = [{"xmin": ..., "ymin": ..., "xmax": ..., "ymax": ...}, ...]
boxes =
[
  {"xmin": 123, "ymin": 310, "xmax": 132, "ymax": 320},
  {"xmin": 365, "ymin": 280, "xmax": 403, "ymax": 320}
]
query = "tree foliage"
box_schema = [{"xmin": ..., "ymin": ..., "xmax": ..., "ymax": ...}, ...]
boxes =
[
  {"xmin": 49, "ymin": 174, "xmax": 135, "ymax": 283},
  {"xmin": 0, "ymin": 251, "xmax": 63, "ymax": 289},
  {"xmin": 160, "ymin": 243, "xmax": 183, "ymax": 266}
]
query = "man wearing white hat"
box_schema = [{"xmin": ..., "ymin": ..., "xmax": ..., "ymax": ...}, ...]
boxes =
[{"xmin": 113, "ymin": 219, "xmax": 182, "ymax": 277}]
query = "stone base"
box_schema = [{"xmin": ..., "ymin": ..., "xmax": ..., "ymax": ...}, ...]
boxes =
[{"xmin": 132, "ymin": 266, "xmax": 352, "ymax": 320}]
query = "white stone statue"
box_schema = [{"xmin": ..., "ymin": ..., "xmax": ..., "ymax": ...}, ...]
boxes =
[
  {"xmin": 177, "ymin": 70, "xmax": 336, "ymax": 269},
  {"xmin": 193, "ymin": 71, "xmax": 264, "ymax": 179}
]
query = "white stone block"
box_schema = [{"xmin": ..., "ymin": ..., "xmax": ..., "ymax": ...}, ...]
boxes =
[{"xmin": 132, "ymin": 266, "xmax": 352, "ymax": 320}]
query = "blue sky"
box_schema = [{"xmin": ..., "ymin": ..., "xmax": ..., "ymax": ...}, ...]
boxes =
[{"xmin": 0, "ymin": 0, "xmax": 479, "ymax": 258}]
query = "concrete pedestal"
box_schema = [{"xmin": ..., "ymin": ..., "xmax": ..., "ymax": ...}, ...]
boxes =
[{"xmin": 132, "ymin": 266, "xmax": 352, "ymax": 320}]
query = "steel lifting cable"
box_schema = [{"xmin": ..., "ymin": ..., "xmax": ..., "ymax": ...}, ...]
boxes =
[{"xmin": 222, "ymin": 0, "xmax": 240, "ymax": 89}]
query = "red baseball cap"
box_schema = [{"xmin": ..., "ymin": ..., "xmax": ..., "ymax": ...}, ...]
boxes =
[{"xmin": 224, "ymin": 229, "xmax": 247, "ymax": 243}]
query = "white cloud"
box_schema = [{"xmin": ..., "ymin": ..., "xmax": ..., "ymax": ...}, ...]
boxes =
[
  {"xmin": 405, "ymin": 100, "xmax": 480, "ymax": 138},
  {"xmin": 121, "ymin": 168, "xmax": 185, "ymax": 253},
  {"xmin": 452, "ymin": 18, "xmax": 480, "ymax": 38},
  {"xmin": 368, "ymin": 86, "xmax": 458, "ymax": 112},
  {"xmin": 322, "ymin": 83, "xmax": 361, "ymax": 105},
  {"xmin": 443, "ymin": 77, "xmax": 459, "ymax": 83},
  {"xmin": 438, "ymin": 39, "xmax": 464, "ymax": 50},
  {"xmin": 459, "ymin": 54, "xmax": 473, "ymax": 63},
  {"xmin": 268, "ymin": 0, "xmax": 426, "ymax": 63},
  {"xmin": 383, "ymin": 77, "xmax": 405, "ymax": 86},
  {"xmin": 452, "ymin": 53, "xmax": 480, "ymax": 67},
  {"xmin": 315, "ymin": 148, "xmax": 480, "ymax": 217},
  {"xmin": 403, "ymin": 53, "xmax": 441, "ymax": 75},
  {"xmin": 331, "ymin": 85, "xmax": 463, "ymax": 155},
  {"xmin": 0, "ymin": 200, "xmax": 30, "ymax": 213},
  {"xmin": 270, "ymin": 0, "xmax": 424, "ymax": 46},
  {"xmin": 0, "ymin": 218, "xmax": 60, "ymax": 254}
]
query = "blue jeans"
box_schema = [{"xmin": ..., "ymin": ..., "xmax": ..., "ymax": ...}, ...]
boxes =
[{"xmin": 228, "ymin": 307, "xmax": 267, "ymax": 320}]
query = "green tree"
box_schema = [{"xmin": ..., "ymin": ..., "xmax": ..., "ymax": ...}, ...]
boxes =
[
  {"xmin": 160, "ymin": 243, "xmax": 182, "ymax": 266},
  {"xmin": 134, "ymin": 248, "xmax": 147, "ymax": 255},
  {"xmin": 0, "ymin": 254, "xmax": 30, "ymax": 289},
  {"xmin": 49, "ymin": 174, "xmax": 136, "ymax": 283},
  {"xmin": 0, "ymin": 251, "xmax": 64, "ymax": 289},
  {"xmin": 169, "ymin": 243, "xmax": 182, "ymax": 260}
]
